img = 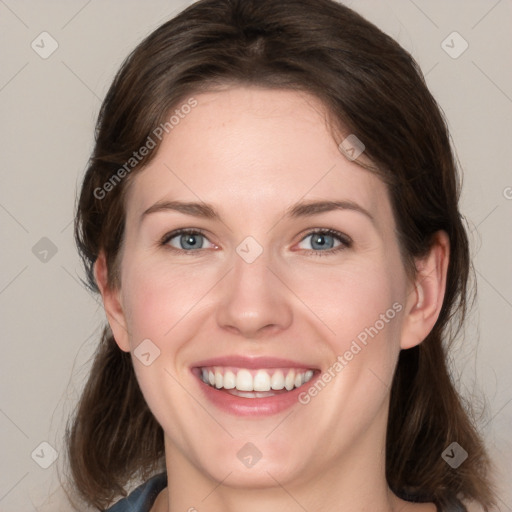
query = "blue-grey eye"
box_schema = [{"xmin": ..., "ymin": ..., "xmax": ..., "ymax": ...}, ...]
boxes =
[
  {"xmin": 165, "ymin": 230, "xmax": 214, "ymax": 250},
  {"xmin": 297, "ymin": 230, "xmax": 347, "ymax": 251}
]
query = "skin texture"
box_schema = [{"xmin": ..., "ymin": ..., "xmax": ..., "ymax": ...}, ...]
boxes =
[{"xmin": 94, "ymin": 87, "xmax": 449, "ymax": 512}]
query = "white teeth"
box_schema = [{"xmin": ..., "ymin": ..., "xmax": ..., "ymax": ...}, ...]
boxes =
[
  {"xmin": 236, "ymin": 369, "xmax": 253, "ymax": 391},
  {"xmin": 214, "ymin": 370, "xmax": 223, "ymax": 389},
  {"xmin": 253, "ymin": 370, "xmax": 271, "ymax": 391},
  {"xmin": 271, "ymin": 370, "xmax": 285, "ymax": 390},
  {"xmin": 200, "ymin": 367, "xmax": 315, "ymax": 392},
  {"xmin": 223, "ymin": 370, "xmax": 236, "ymax": 389},
  {"xmin": 285, "ymin": 370, "xmax": 295, "ymax": 391}
]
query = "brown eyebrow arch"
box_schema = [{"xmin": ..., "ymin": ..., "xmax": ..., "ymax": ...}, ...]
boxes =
[
  {"xmin": 142, "ymin": 200, "xmax": 217, "ymax": 220},
  {"xmin": 141, "ymin": 199, "xmax": 374, "ymax": 223},
  {"xmin": 286, "ymin": 200, "xmax": 374, "ymax": 223}
]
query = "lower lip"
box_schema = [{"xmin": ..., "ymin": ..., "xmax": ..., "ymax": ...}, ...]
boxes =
[{"xmin": 192, "ymin": 369, "xmax": 318, "ymax": 416}]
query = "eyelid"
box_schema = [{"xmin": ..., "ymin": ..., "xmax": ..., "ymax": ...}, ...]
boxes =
[
  {"xmin": 295, "ymin": 228, "xmax": 352, "ymax": 254},
  {"xmin": 160, "ymin": 228, "xmax": 216, "ymax": 251},
  {"xmin": 299, "ymin": 228, "xmax": 352, "ymax": 244}
]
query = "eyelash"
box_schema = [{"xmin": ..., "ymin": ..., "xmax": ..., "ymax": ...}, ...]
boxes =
[
  {"xmin": 159, "ymin": 228, "xmax": 352, "ymax": 256},
  {"xmin": 298, "ymin": 228, "xmax": 352, "ymax": 256}
]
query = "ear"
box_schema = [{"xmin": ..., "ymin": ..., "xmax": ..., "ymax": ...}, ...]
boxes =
[
  {"xmin": 400, "ymin": 231, "xmax": 450, "ymax": 350},
  {"xmin": 94, "ymin": 251, "xmax": 131, "ymax": 352}
]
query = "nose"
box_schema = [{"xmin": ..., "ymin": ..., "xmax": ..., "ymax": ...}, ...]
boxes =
[{"xmin": 215, "ymin": 247, "xmax": 293, "ymax": 339}]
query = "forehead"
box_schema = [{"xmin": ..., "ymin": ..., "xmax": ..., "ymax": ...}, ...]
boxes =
[{"xmin": 124, "ymin": 86, "xmax": 393, "ymax": 230}]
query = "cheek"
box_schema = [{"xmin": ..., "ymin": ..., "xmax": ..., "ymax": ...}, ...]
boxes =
[
  {"xmin": 286, "ymin": 258, "xmax": 405, "ymax": 349},
  {"xmin": 119, "ymin": 259, "xmax": 211, "ymax": 438},
  {"xmin": 291, "ymin": 262, "xmax": 405, "ymax": 426},
  {"xmin": 120, "ymin": 257, "xmax": 221, "ymax": 344}
]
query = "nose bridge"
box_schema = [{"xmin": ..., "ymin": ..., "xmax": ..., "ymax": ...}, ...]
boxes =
[{"xmin": 214, "ymin": 237, "xmax": 293, "ymax": 337}]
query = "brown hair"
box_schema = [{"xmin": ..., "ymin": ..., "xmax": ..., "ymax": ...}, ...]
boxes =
[{"xmin": 67, "ymin": 0, "xmax": 498, "ymax": 509}]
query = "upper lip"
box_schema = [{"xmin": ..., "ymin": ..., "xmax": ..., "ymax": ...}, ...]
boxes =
[{"xmin": 192, "ymin": 355, "xmax": 319, "ymax": 370}]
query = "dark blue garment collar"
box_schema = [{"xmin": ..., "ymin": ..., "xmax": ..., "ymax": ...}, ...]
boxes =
[{"xmin": 105, "ymin": 472, "xmax": 167, "ymax": 512}]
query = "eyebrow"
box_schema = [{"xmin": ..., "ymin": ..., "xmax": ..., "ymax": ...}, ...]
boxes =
[{"xmin": 141, "ymin": 199, "xmax": 374, "ymax": 224}]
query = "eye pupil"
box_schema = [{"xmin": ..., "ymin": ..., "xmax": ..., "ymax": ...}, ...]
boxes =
[
  {"xmin": 181, "ymin": 233, "xmax": 201, "ymax": 249},
  {"xmin": 311, "ymin": 233, "xmax": 334, "ymax": 250}
]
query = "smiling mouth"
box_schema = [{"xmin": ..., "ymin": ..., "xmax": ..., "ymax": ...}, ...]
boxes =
[{"xmin": 195, "ymin": 366, "xmax": 317, "ymax": 398}]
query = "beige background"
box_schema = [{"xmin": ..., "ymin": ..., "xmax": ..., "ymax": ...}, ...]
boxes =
[{"xmin": 0, "ymin": 0, "xmax": 511, "ymax": 510}]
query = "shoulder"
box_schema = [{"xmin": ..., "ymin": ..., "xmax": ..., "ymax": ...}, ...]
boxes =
[{"xmin": 105, "ymin": 473, "xmax": 167, "ymax": 512}]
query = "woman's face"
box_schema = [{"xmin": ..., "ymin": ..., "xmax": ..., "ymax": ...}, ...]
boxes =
[{"xmin": 104, "ymin": 86, "xmax": 422, "ymax": 488}]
